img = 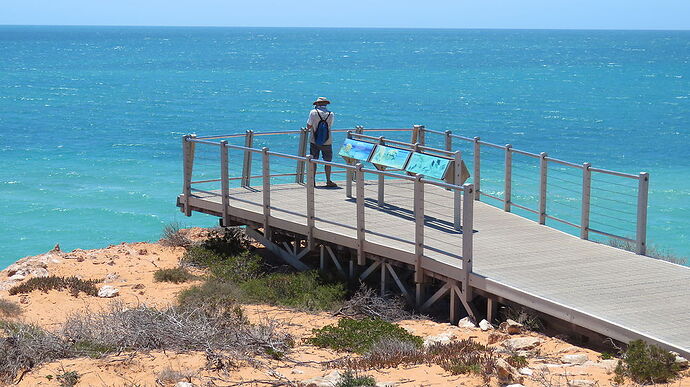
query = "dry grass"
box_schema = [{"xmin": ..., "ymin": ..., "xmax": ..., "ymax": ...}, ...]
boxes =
[
  {"xmin": 334, "ymin": 286, "xmax": 419, "ymax": 322},
  {"xmin": 8, "ymin": 276, "xmax": 100, "ymax": 297},
  {"xmin": 0, "ymin": 298, "xmax": 21, "ymax": 317},
  {"xmin": 159, "ymin": 222, "xmax": 192, "ymax": 248}
]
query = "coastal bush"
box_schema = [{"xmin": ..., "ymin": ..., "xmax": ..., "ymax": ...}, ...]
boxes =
[
  {"xmin": 238, "ymin": 270, "xmax": 346, "ymax": 311},
  {"xmin": 209, "ymin": 250, "xmax": 263, "ymax": 283},
  {"xmin": 201, "ymin": 226, "xmax": 249, "ymax": 258},
  {"xmin": 156, "ymin": 367, "xmax": 195, "ymax": 385},
  {"xmin": 334, "ymin": 286, "xmax": 418, "ymax": 322},
  {"xmin": 159, "ymin": 222, "xmax": 192, "ymax": 248},
  {"xmin": 0, "ymin": 321, "xmax": 72, "ymax": 383},
  {"xmin": 308, "ymin": 318, "xmax": 423, "ymax": 354},
  {"xmin": 614, "ymin": 339, "xmax": 680, "ymax": 384},
  {"xmin": 181, "ymin": 245, "xmax": 226, "ymax": 268},
  {"xmin": 153, "ymin": 267, "xmax": 194, "ymax": 283},
  {"xmin": 177, "ymin": 280, "xmax": 246, "ymax": 323},
  {"xmin": 0, "ymin": 298, "xmax": 21, "ymax": 317},
  {"xmin": 8, "ymin": 276, "xmax": 99, "ymax": 297},
  {"xmin": 335, "ymin": 371, "xmax": 376, "ymax": 387},
  {"xmin": 56, "ymin": 369, "xmax": 80, "ymax": 387},
  {"xmin": 498, "ymin": 305, "xmax": 544, "ymax": 332}
]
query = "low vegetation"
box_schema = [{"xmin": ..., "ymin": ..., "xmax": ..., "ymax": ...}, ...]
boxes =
[
  {"xmin": 56, "ymin": 369, "xmax": 80, "ymax": 387},
  {"xmin": 153, "ymin": 267, "xmax": 194, "ymax": 283},
  {"xmin": 239, "ymin": 271, "xmax": 346, "ymax": 311},
  {"xmin": 336, "ymin": 371, "xmax": 376, "ymax": 387},
  {"xmin": 0, "ymin": 298, "xmax": 21, "ymax": 317},
  {"xmin": 607, "ymin": 238, "xmax": 687, "ymax": 265},
  {"xmin": 308, "ymin": 318, "xmax": 423, "ymax": 354},
  {"xmin": 614, "ymin": 340, "xmax": 680, "ymax": 384},
  {"xmin": 498, "ymin": 305, "xmax": 544, "ymax": 331},
  {"xmin": 159, "ymin": 222, "xmax": 192, "ymax": 248},
  {"xmin": 334, "ymin": 286, "xmax": 418, "ymax": 322},
  {"xmin": 0, "ymin": 302, "xmax": 291, "ymax": 384},
  {"xmin": 8, "ymin": 276, "xmax": 100, "ymax": 297}
]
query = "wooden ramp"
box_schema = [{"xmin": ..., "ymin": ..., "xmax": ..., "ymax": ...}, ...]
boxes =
[{"xmin": 179, "ymin": 179, "xmax": 690, "ymax": 357}]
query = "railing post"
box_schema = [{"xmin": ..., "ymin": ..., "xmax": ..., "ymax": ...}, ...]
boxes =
[
  {"xmin": 355, "ymin": 163, "xmax": 366, "ymax": 265},
  {"xmin": 306, "ymin": 155, "xmax": 316, "ymax": 250},
  {"xmin": 411, "ymin": 125, "xmax": 422, "ymax": 144},
  {"xmin": 377, "ymin": 136, "xmax": 385, "ymax": 206},
  {"xmin": 241, "ymin": 130, "xmax": 254, "ymax": 187},
  {"xmin": 220, "ymin": 141, "xmax": 230, "ymax": 227},
  {"xmin": 182, "ymin": 134, "xmax": 196, "ymax": 217},
  {"xmin": 413, "ymin": 175, "xmax": 425, "ymax": 284},
  {"xmin": 445, "ymin": 130, "xmax": 452, "ymax": 151},
  {"xmin": 295, "ymin": 128, "xmax": 308, "ymax": 183},
  {"xmin": 473, "ymin": 137, "xmax": 481, "ymax": 200},
  {"xmin": 580, "ymin": 162, "xmax": 592, "ymax": 240},
  {"xmin": 504, "ymin": 144, "xmax": 513, "ymax": 212},
  {"xmin": 355, "ymin": 125, "xmax": 364, "ymax": 134},
  {"xmin": 636, "ymin": 172, "xmax": 649, "ymax": 255},
  {"xmin": 346, "ymin": 131, "xmax": 354, "ymax": 198},
  {"xmin": 262, "ymin": 147, "xmax": 271, "ymax": 238},
  {"xmin": 453, "ymin": 151, "xmax": 463, "ymax": 230},
  {"xmin": 418, "ymin": 125, "xmax": 426, "ymax": 146},
  {"xmin": 462, "ymin": 184, "xmax": 474, "ymax": 301},
  {"xmin": 539, "ymin": 152, "xmax": 548, "ymax": 224}
]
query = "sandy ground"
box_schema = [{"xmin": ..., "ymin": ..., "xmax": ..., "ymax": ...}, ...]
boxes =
[{"xmin": 1, "ymin": 228, "xmax": 689, "ymax": 387}]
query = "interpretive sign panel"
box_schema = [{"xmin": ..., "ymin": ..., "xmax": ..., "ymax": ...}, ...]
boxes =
[
  {"xmin": 405, "ymin": 152, "xmax": 452, "ymax": 180},
  {"xmin": 338, "ymin": 139, "xmax": 376, "ymax": 162},
  {"xmin": 369, "ymin": 145, "xmax": 412, "ymax": 170}
]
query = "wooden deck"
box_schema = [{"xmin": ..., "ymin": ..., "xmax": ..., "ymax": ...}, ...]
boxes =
[{"xmin": 180, "ymin": 179, "xmax": 690, "ymax": 357}]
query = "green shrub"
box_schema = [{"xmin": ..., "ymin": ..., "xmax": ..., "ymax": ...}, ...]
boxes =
[
  {"xmin": 505, "ymin": 354, "xmax": 528, "ymax": 368},
  {"xmin": 153, "ymin": 267, "xmax": 194, "ymax": 283},
  {"xmin": 429, "ymin": 340, "xmax": 496, "ymax": 377},
  {"xmin": 8, "ymin": 276, "xmax": 99, "ymax": 297},
  {"xmin": 181, "ymin": 245, "xmax": 226, "ymax": 268},
  {"xmin": 56, "ymin": 369, "xmax": 80, "ymax": 387},
  {"xmin": 209, "ymin": 250, "xmax": 263, "ymax": 283},
  {"xmin": 336, "ymin": 371, "xmax": 376, "ymax": 387},
  {"xmin": 177, "ymin": 280, "xmax": 246, "ymax": 323},
  {"xmin": 0, "ymin": 299, "xmax": 21, "ymax": 317},
  {"xmin": 239, "ymin": 271, "xmax": 345, "ymax": 311},
  {"xmin": 614, "ymin": 340, "xmax": 680, "ymax": 384},
  {"xmin": 308, "ymin": 318, "xmax": 423, "ymax": 354},
  {"xmin": 202, "ymin": 227, "xmax": 249, "ymax": 257}
]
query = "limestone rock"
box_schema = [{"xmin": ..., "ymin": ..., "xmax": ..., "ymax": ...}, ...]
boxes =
[
  {"xmin": 561, "ymin": 354, "xmax": 588, "ymax": 365},
  {"xmin": 303, "ymin": 370, "xmax": 342, "ymax": 387},
  {"xmin": 424, "ymin": 331, "xmax": 455, "ymax": 347},
  {"xmin": 505, "ymin": 385, "xmax": 525, "ymax": 387},
  {"xmin": 495, "ymin": 358, "xmax": 523, "ymax": 384},
  {"xmin": 499, "ymin": 319, "xmax": 523, "ymax": 335},
  {"xmin": 104, "ymin": 273, "xmax": 120, "ymax": 283},
  {"xmin": 174, "ymin": 383, "xmax": 193, "ymax": 387},
  {"xmin": 291, "ymin": 369, "xmax": 304, "ymax": 374},
  {"xmin": 9, "ymin": 273, "xmax": 25, "ymax": 281},
  {"xmin": 502, "ymin": 337, "xmax": 541, "ymax": 351},
  {"xmin": 98, "ymin": 285, "xmax": 119, "ymax": 298},
  {"xmin": 674, "ymin": 354, "xmax": 689, "ymax": 368},
  {"xmin": 375, "ymin": 382, "xmax": 397, "ymax": 387},
  {"xmin": 478, "ymin": 319, "xmax": 493, "ymax": 331},
  {"xmin": 457, "ymin": 316, "xmax": 476, "ymax": 329},
  {"xmin": 583, "ymin": 359, "xmax": 618, "ymax": 371},
  {"xmin": 568, "ymin": 380, "xmax": 596, "ymax": 387},
  {"xmin": 518, "ymin": 367, "xmax": 533, "ymax": 376}
]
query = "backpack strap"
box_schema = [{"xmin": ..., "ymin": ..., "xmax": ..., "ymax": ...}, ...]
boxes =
[{"xmin": 316, "ymin": 109, "xmax": 331, "ymax": 122}]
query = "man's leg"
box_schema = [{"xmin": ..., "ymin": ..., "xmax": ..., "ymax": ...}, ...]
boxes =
[{"xmin": 322, "ymin": 145, "xmax": 336, "ymax": 186}]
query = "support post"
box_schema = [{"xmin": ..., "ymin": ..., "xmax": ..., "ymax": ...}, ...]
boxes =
[
  {"xmin": 295, "ymin": 128, "xmax": 308, "ymax": 183},
  {"xmin": 182, "ymin": 134, "xmax": 196, "ymax": 217},
  {"xmin": 413, "ymin": 175, "xmax": 425, "ymax": 284},
  {"xmin": 411, "ymin": 125, "xmax": 421, "ymax": 144},
  {"xmin": 450, "ymin": 281, "xmax": 459, "ymax": 324},
  {"xmin": 636, "ymin": 172, "xmax": 649, "ymax": 255},
  {"xmin": 580, "ymin": 162, "xmax": 592, "ymax": 240},
  {"xmin": 473, "ymin": 137, "xmax": 481, "ymax": 200},
  {"xmin": 504, "ymin": 144, "xmax": 513, "ymax": 212},
  {"xmin": 355, "ymin": 163, "xmax": 366, "ymax": 265},
  {"xmin": 220, "ymin": 141, "xmax": 230, "ymax": 227},
  {"xmin": 462, "ymin": 184, "xmax": 474, "ymax": 302},
  {"xmin": 377, "ymin": 136, "xmax": 385, "ymax": 206},
  {"xmin": 380, "ymin": 259, "xmax": 388, "ymax": 296},
  {"xmin": 418, "ymin": 125, "xmax": 426, "ymax": 146},
  {"xmin": 453, "ymin": 151, "xmax": 463, "ymax": 230},
  {"xmin": 346, "ymin": 131, "xmax": 354, "ymax": 198},
  {"xmin": 262, "ymin": 147, "xmax": 271, "ymax": 238},
  {"xmin": 306, "ymin": 155, "xmax": 315, "ymax": 250},
  {"xmin": 487, "ymin": 297, "xmax": 497, "ymax": 324},
  {"xmin": 445, "ymin": 130, "xmax": 452, "ymax": 151},
  {"xmin": 241, "ymin": 130, "xmax": 254, "ymax": 187},
  {"xmin": 539, "ymin": 152, "xmax": 548, "ymax": 225},
  {"xmin": 355, "ymin": 125, "xmax": 364, "ymax": 134}
]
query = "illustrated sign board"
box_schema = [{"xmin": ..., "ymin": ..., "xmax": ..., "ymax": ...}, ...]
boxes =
[
  {"xmin": 405, "ymin": 152, "xmax": 452, "ymax": 180},
  {"xmin": 369, "ymin": 145, "xmax": 412, "ymax": 170},
  {"xmin": 338, "ymin": 139, "xmax": 376, "ymax": 164}
]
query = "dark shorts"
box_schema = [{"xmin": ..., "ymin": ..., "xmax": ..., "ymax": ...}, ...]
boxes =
[{"xmin": 309, "ymin": 143, "xmax": 333, "ymax": 161}]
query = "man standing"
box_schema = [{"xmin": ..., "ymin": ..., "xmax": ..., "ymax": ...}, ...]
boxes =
[{"xmin": 306, "ymin": 97, "xmax": 337, "ymax": 187}]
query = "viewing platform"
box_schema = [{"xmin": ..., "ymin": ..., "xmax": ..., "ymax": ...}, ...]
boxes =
[{"xmin": 177, "ymin": 126, "xmax": 690, "ymax": 357}]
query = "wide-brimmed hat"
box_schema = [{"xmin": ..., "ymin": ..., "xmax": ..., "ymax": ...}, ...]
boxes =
[{"xmin": 313, "ymin": 97, "xmax": 331, "ymax": 105}]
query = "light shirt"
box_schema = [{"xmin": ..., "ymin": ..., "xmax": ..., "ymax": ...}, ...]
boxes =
[{"xmin": 307, "ymin": 106, "xmax": 335, "ymax": 145}]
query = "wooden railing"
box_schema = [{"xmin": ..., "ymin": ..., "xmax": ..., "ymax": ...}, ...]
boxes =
[
  {"xmin": 181, "ymin": 131, "xmax": 475, "ymax": 280},
  {"xmin": 183, "ymin": 124, "xmax": 650, "ymax": 255}
]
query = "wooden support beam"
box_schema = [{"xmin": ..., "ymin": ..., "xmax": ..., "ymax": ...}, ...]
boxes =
[
  {"xmin": 452, "ymin": 283, "xmax": 478, "ymax": 322},
  {"xmin": 319, "ymin": 244, "xmax": 325, "ymax": 271},
  {"xmin": 487, "ymin": 296, "xmax": 498, "ymax": 324},
  {"xmin": 326, "ymin": 245, "xmax": 345, "ymax": 276},
  {"xmin": 387, "ymin": 263, "xmax": 411, "ymax": 300},
  {"xmin": 359, "ymin": 259, "xmax": 381, "ymax": 281},
  {"xmin": 381, "ymin": 259, "xmax": 388, "ymax": 296},
  {"xmin": 450, "ymin": 283, "xmax": 459, "ymax": 323},
  {"xmin": 420, "ymin": 283, "xmax": 450, "ymax": 311},
  {"xmin": 246, "ymin": 228, "xmax": 309, "ymax": 271}
]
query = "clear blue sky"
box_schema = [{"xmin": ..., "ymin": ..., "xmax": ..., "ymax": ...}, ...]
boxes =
[{"xmin": 2, "ymin": 0, "xmax": 690, "ymax": 30}]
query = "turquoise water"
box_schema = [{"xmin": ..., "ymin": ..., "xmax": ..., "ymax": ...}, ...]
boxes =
[{"xmin": 1, "ymin": 26, "xmax": 689, "ymax": 268}]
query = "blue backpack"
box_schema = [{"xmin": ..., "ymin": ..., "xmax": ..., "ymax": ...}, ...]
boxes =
[{"xmin": 314, "ymin": 109, "xmax": 331, "ymax": 145}]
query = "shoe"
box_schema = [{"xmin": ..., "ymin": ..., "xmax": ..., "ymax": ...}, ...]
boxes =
[{"xmin": 326, "ymin": 181, "xmax": 338, "ymax": 188}]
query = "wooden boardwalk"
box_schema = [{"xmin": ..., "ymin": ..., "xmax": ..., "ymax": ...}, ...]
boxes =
[{"xmin": 180, "ymin": 179, "xmax": 690, "ymax": 357}]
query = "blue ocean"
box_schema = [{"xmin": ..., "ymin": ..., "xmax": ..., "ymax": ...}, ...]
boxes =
[{"xmin": 1, "ymin": 26, "xmax": 689, "ymax": 268}]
